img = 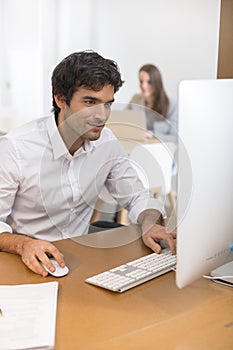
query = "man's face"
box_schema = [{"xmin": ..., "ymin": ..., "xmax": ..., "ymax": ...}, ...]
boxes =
[{"xmin": 56, "ymin": 84, "xmax": 115, "ymax": 144}]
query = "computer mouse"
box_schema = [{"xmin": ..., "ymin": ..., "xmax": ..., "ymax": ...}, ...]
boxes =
[{"xmin": 41, "ymin": 259, "xmax": 69, "ymax": 277}]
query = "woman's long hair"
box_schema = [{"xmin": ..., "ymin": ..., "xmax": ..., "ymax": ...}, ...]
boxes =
[{"xmin": 139, "ymin": 64, "xmax": 169, "ymax": 118}]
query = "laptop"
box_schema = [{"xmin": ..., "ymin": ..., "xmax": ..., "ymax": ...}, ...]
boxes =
[{"xmin": 107, "ymin": 110, "xmax": 147, "ymax": 142}]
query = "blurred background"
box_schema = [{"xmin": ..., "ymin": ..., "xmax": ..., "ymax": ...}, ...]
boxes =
[{"xmin": 0, "ymin": 0, "xmax": 228, "ymax": 131}]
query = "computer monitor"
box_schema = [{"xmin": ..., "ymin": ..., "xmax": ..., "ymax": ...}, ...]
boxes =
[{"xmin": 176, "ymin": 79, "xmax": 233, "ymax": 288}]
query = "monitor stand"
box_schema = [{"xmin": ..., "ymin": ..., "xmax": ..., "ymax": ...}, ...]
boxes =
[{"xmin": 211, "ymin": 261, "xmax": 233, "ymax": 287}]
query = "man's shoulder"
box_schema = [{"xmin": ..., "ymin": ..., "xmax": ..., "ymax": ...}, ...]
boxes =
[{"xmin": 5, "ymin": 116, "xmax": 50, "ymax": 142}]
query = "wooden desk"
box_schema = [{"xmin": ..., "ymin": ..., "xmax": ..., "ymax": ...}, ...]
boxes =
[{"xmin": 0, "ymin": 225, "xmax": 232, "ymax": 350}]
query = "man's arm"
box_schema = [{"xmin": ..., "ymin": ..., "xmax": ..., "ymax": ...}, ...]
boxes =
[
  {"xmin": 138, "ymin": 209, "xmax": 176, "ymax": 254},
  {"xmin": 0, "ymin": 137, "xmax": 66, "ymax": 276},
  {"xmin": 0, "ymin": 232, "xmax": 66, "ymax": 276}
]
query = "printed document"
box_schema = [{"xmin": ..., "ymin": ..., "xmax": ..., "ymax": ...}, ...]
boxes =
[{"xmin": 0, "ymin": 281, "xmax": 58, "ymax": 350}]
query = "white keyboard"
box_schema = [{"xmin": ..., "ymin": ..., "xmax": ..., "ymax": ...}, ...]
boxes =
[{"xmin": 85, "ymin": 248, "xmax": 176, "ymax": 293}]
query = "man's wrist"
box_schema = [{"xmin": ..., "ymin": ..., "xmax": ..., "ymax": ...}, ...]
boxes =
[
  {"xmin": 138, "ymin": 209, "xmax": 165, "ymax": 234},
  {"xmin": 0, "ymin": 232, "xmax": 33, "ymax": 256},
  {"xmin": 14, "ymin": 234, "xmax": 33, "ymax": 255}
]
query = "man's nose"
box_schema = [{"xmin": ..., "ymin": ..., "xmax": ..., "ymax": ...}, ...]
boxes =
[{"xmin": 95, "ymin": 104, "xmax": 110, "ymax": 120}]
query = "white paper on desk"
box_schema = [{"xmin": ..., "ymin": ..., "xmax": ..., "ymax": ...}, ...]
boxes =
[{"xmin": 0, "ymin": 281, "xmax": 58, "ymax": 350}]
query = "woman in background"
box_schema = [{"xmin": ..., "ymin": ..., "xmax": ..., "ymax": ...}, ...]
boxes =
[{"xmin": 128, "ymin": 64, "xmax": 177, "ymax": 142}]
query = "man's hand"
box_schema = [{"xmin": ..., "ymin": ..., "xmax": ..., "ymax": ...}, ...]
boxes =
[
  {"xmin": 138, "ymin": 209, "xmax": 176, "ymax": 254},
  {"xmin": 20, "ymin": 238, "xmax": 66, "ymax": 276},
  {"xmin": 0, "ymin": 232, "xmax": 66, "ymax": 276},
  {"xmin": 142, "ymin": 223, "xmax": 176, "ymax": 254}
]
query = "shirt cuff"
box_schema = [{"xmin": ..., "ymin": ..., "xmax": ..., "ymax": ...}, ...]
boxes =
[
  {"xmin": 128, "ymin": 197, "xmax": 166, "ymax": 224},
  {"xmin": 0, "ymin": 222, "xmax": 13, "ymax": 234}
]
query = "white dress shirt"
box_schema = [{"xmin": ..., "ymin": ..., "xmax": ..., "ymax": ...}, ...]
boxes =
[{"xmin": 0, "ymin": 116, "xmax": 163, "ymax": 241}]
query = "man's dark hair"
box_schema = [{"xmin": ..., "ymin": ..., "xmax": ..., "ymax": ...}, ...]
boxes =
[{"xmin": 51, "ymin": 50, "xmax": 124, "ymax": 119}]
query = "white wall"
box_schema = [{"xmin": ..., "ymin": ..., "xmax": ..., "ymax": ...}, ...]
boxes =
[
  {"xmin": 0, "ymin": 0, "xmax": 44, "ymax": 130},
  {"xmin": 92, "ymin": 0, "xmax": 220, "ymax": 106},
  {"xmin": 0, "ymin": 0, "xmax": 220, "ymax": 131}
]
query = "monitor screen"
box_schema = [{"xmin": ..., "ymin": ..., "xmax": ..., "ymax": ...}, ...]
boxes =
[{"xmin": 176, "ymin": 79, "xmax": 233, "ymax": 288}]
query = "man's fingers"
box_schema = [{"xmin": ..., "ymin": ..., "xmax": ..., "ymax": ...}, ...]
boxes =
[
  {"xmin": 170, "ymin": 230, "xmax": 177, "ymax": 239},
  {"xmin": 165, "ymin": 235, "xmax": 176, "ymax": 255},
  {"xmin": 21, "ymin": 240, "xmax": 65, "ymax": 276},
  {"xmin": 37, "ymin": 251, "xmax": 56, "ymax": 274},
  {"xmin": 142, "ymin": 224, "xmax": 176, "ymax": 254},
  {"xmin": 142, "ymin": 234, "xmax": 162, "ymax": 254},
  {"xmin": 21, "ymin": 254, "xmax": 48, "ymax": 276},
  {"xmin": 36, "ymin": 247, "xmax": 65, "ymax": 272},
  {"xmin": 49, "ymin": 250, "xmax": 65, "ymax": 268}
]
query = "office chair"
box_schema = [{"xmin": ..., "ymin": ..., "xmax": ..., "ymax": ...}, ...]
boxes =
[{"xmin": 90, "ymin": 185, "xmax": 130, "ymax": 226}]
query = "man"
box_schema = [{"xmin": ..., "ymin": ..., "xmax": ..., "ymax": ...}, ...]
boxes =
[{"xmin": 0, "ymin": 51, "xmax": 176, "ymax": 277}]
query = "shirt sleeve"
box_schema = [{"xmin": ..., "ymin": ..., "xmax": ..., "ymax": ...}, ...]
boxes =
[{"xmin": 0, "ymin": 136, "xmax": 21, "ymax": 234}]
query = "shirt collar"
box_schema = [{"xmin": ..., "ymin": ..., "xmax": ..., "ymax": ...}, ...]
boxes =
[
  {"xmin": 47, "ymin": 116, "xmax": 68, "ymax": 160},
  {"xmin": 46, "ymin": 116, "xmax": 96, "ymax": 160}
]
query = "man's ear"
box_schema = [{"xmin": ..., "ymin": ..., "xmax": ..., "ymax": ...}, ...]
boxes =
[{"xmin": 54, "ymin": 95, "xmax": 66, "ymax": 109}]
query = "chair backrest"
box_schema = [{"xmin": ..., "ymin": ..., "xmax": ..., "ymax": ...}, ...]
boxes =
[{"xmin": 129, "ymin": 142, "xmax": 176, "ymax": 195}]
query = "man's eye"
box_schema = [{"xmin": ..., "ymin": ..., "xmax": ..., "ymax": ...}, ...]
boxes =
[
  {"xmin": 84, "ymin": 100, "xmax": 95, "ymax": 105},
  {"xmin": 104, "ymin": 102, "xmax": 112, "ymax": 108}
]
